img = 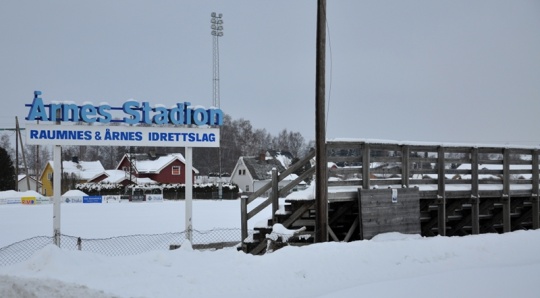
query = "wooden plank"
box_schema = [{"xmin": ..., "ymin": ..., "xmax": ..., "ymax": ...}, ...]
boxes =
[
  {"xmin": 328, "ymin": 156, "xmax": 362, "ymax": 164},
  {"xmin": 363, "ymin": 144, "xmax": 370, "ymax": 189},
  {"xmin": 343, "ymin": 216, "xmax": 359, "ymax": 242},
  {"xmin": 402, "ymin": 145, "xmax": 410, "ymax": 187},
  {"xmin": 282, "ymin": 201, "xmax": 315, "ymax": 228},
  {"xmin": 279, "ymin": 166, "xmax": 316, "ymax": 196},
  {"xmin": 533, "ymin": 150, "xmax": 539, "ymax": 229},
  {"xmin": 328, "ymin": 225, "xmax": 339, "ymax": 241},
  {"xmin": 271, "ymin": 168, "xmax": 279, "ymax": 223},
  {"xmin": 247, "ymin": 197, "xmax": 272, "ymax": 220},
  {"xmin": 358, "ymin": 188, "xmax": 420, "ymax": 239},
  {"xmin": 471, "ymin": 147, "xmax": 480, "ymax": 235},
  {"xmin": 503, "ymin": 148, "xmax": 511, "ymax": 233},
  {"xmin": 241, "ymin": 196, "xmax": 248, "ymax": 243},
  {"xmin": 369, "ymin": 156, "xmax": 402, "ymax": 163},
  {"xmin": 437, "ymin": 146, "xmax": 446, "ymax": 236}
]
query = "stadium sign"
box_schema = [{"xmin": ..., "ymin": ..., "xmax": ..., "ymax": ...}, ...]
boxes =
[
  {"xmin": 25, "ymin": 91, "xmax": 220, "ymax": 147},
  {"xmin": 26, "ymin": 91, "xmax": 224, "ymax": 126}
]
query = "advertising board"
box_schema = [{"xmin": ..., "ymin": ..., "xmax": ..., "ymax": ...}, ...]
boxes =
[{"xmin": 83, "ymin": 196, "xmax": 103, "ymax": 204}]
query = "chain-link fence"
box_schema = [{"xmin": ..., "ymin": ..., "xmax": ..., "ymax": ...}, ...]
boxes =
[{"xmin": 0, "ymin": 228, "xmax": 254, "ymax": 267}]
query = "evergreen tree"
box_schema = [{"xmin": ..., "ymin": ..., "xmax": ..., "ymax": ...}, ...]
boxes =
[{"xmin": 0, "ymin": 146, "xmax": 16, "ymax": 191}]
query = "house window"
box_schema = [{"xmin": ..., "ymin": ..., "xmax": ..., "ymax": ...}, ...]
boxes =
[
  {"xmin": 47, "ymin": 173, "xmax": 53, "ymax": 181},
  {"xmin": 172, "ymin": 166, "xmax": 181, "ymax": 175},
  {"xmin": 238, "ymin": 169, "xmax": 246, "ymax": 175},
  {"xmin": 245, "ymin": 185, "xmax": 249, "ymax": 192},
  {"xmin": 122, "ymin": 166, "xmax": 128, "ymax": 172}
]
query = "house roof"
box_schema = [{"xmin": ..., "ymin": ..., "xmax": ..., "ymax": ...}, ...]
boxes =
[
  {"xmin": 18, "ymin": 174, "xmax": 41, "ymax": 184},
  {"xmin": 61, "ymin": 160, "xmax": 105, "ymax": 180},
  {"xmin": 43, "ymin": 160, "xmax": 105, "ymax": 181},
  {"xmin": 94, "ymin": 170, "xmax": 130, "ymax": 184},
  {"xmin": 119, "ymin": 153, "xmax": 199, "ymax": 174},
  {"xmin": 242, "ymin": 156, "xmax": 286, "ymax": 181}
]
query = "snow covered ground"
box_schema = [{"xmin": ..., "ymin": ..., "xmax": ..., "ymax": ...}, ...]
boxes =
[{"xmin": 1, "ymin": 199, "xmax": 540, "ymax": 297}]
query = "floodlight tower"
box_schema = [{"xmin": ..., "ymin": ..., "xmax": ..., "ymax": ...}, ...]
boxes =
[
  {"xmin": 211, "ymin": 12, "xmax": 224, "ymax": 108},
  {"xmin": 211, "ymin": 12, "xmax": 224, "ymax": 199}
]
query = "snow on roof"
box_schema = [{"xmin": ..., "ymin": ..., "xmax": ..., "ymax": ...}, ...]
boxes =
[
  {"xmin": 61, "ymin": 160, "xmax": 105, "ymax": 180},
  {"xmin": 98, "ymin": 170, "xmax": 130, "ymax": 184},
  {"xmin": 130, "ymin": 153, "xmax": 199, "ymax": 174}
]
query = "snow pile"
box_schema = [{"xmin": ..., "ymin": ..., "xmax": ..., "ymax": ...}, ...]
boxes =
[
  {"xmin": 0, "ymin": 190, "xmax": 44, "ymax": 198},
  {"xmin": 1, "ymin": 199, "xmax": 540, "ymax": 297},
  {"xmin": 1, "ymin": 231, "xmax": 540, "ymax": 297},
  {"xmin": 62, "ymin": 190, "xmax": 88, "ymax": 197}
]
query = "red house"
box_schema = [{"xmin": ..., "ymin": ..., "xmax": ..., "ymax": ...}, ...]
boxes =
[{"xmin": 116, "ymin": 153, "xmax": 198, "ymax": 184}]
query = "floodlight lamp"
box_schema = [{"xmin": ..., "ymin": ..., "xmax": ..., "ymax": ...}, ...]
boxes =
[
  {"xmin": 218, "ymin": 32, "xmax": 223, "ymax": 37},
  {"xmin": 219, "ymin": 13, "xmax": 222, "ymax": 18},
  {"xmin": 212, "ymin": 12, "xmax": 216, "ymax": 17},
  {"xmin": 217, "ymin": 20, "xmax": 223, "ymax": 24},
  {"xmin": 212, "ymin": 31, "xmax": 217, "ymax": 36},
  {"xmin": 212, "ymin": 24, "xmax": 216, "ymax": 29},
  {"xmin": 218, "ymin": 26, "xmax": 223, "ymax": 30},
  {"xmin": 211, "ymin": 19, "xmax": 216, "ymax": 24}
]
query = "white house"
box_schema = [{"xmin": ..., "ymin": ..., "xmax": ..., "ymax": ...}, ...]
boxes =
[
  {"xmin": 17, "ymin": 174, "xmax": 41, "ymax": 192},
  {"xmin": 230, "ymin": 153, "xmax": 306, "ymax": 196}
]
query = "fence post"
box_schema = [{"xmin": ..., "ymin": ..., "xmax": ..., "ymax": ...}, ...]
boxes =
[
  {"xmin": 362, "ymin": 143, "xmax": 371, "ymax": 189},
  {"xmin": 271, "ymin": 168, "xmax": 279, "ymax": 223},
  {"xmin": 437, "ymin": 146, "xmax": 446, "ymax": 236},
  {"xmin": 77, "ymin": 237, "xmax": 82, "ymax": 251},
  {"xmin": 241, "ymin": 195, "xmax": 248, "ymax": 245},
  {"xmin": 471, "ymin": 147, "xmax": 480, "ymax": 235},
  {"xmin": 502, "ymin": 148, "xmax": 511, "ymax": 233},
  {"xmin": 401, "ymin": 145, "xmax": 410, "ymax": 188},
  {"xmin": 532, "ymin": 149, "xmax": 539, "ymax": 229}
]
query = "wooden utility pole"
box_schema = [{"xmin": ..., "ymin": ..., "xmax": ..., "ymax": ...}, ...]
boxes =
[
  {"xmin": 16, "ymin": 117, "xmax": 31, "ymax": 190},
  {"xmin": 315, "ymin": 0, "xmax": 328, "ymax": 243}
]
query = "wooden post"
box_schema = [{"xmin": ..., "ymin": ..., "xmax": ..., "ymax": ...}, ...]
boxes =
[
  {"xmin": 502, "ymin": 148, "xmax": 511, "ymax": 233},
  {"xmin": 314, "ymin": 0, "xmax": 328, "ymax": 243},
  {"xmin": 401, "ymin": 145, "xmax": 410, "ymax": 188},
  {"xmin": 271, "ymin": 168, "xmax": 279, "ymax": 223},
  {"xmin": 362, "ymin": 144, "xmax": 371, "ymax": 189},
  {"xmin": 471, "ymin": 147, "xmax": 480, "ymax": 235},
  {"xmin": 16, "ymin": 117, "xmax": 31, "ymax": 191},
  {"xmin": 240, "ymin": 195, "xmax": 248, "ymax": 245},
  {"xmin": 532, "ymin": 150, "xmax": 539, "ymax": 229},
  {"xmin": 437, "ymin": 146, "xmax": 446, "ymax": 236}
]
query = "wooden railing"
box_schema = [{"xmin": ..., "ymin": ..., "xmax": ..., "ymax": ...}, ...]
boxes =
[{"xmin": 241, "ymin": 140, "xmax": 540, "ymax": 246}]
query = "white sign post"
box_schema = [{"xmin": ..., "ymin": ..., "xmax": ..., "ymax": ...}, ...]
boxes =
[
  {"xmin": 53, "ymin": 145, "xmax": 61, "ymax": 246},
  {"xmin": 185, "ymin": 147, "xmax": 193, "ymax": 242}
]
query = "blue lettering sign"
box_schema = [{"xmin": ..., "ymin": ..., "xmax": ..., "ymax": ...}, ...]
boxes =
[{"xmin": 25, "ymin": 91, "xmax": 224, "ymax": 126}]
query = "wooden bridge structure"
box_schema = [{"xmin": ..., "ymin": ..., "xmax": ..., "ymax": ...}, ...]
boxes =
[{"xmin": 240, "ymin": 139, "xmax": 540, "ymax": 254}]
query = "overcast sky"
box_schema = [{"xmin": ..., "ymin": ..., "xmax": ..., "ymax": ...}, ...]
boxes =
[{"xmin": 1, "ymin": 0, "xmax": 539, "ymax": 146}]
